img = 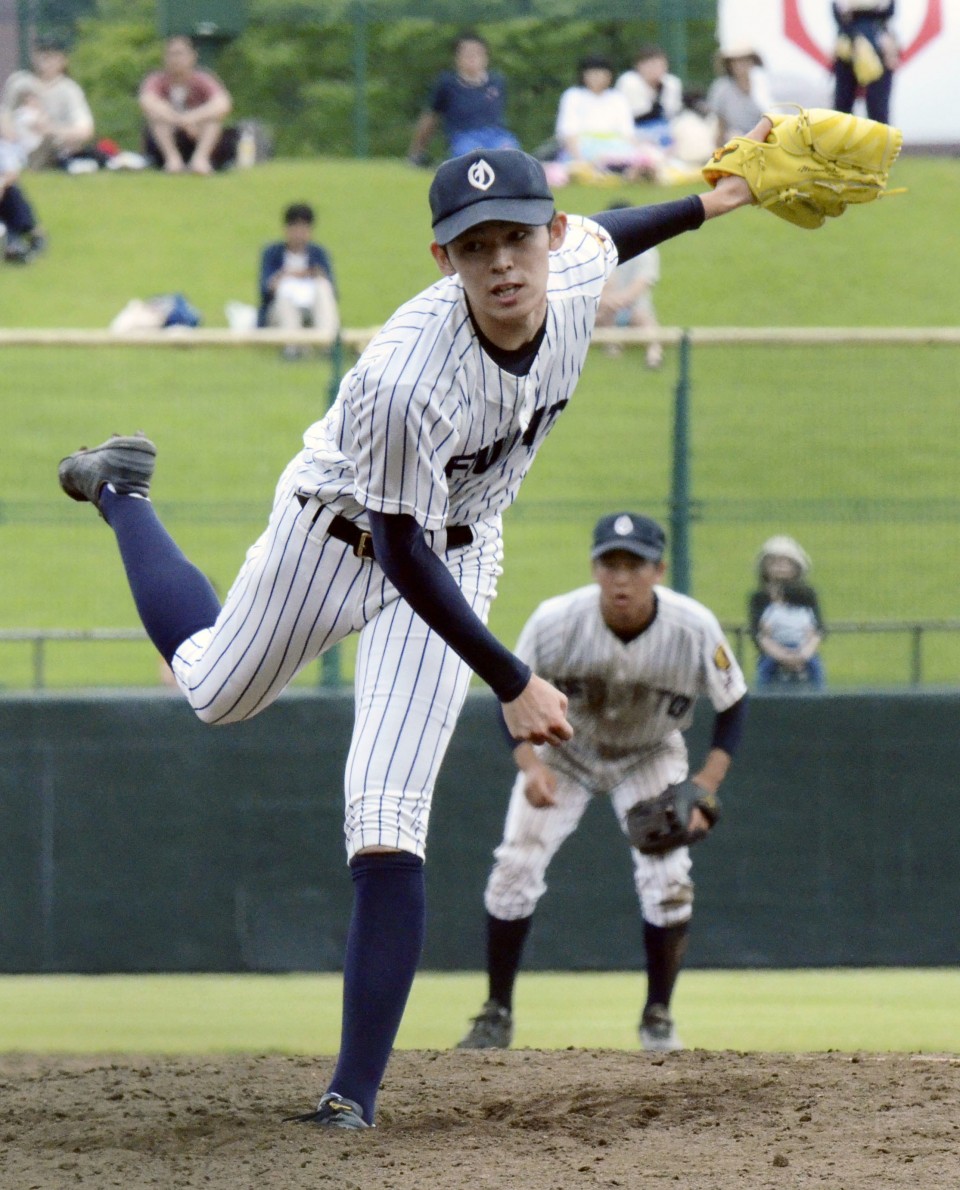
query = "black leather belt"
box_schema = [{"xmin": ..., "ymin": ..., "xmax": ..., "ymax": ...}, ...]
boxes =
[{"xmin": 296, "ymin": 495, "xmax": 473, "ymax": 560}]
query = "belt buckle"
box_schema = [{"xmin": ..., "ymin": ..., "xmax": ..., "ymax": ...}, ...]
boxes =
[{"xmin": 353, "ymin": 530, "xmax": 373, "ymax": 558}]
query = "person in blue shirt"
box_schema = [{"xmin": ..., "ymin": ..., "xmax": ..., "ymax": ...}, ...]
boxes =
[
  {"xmin": 408, "ymin": 32, "xmax": 520, "ymax": 166},
  {"xmin": 257, "ymin": 202, "xmax": 339, "ymax": 353}
]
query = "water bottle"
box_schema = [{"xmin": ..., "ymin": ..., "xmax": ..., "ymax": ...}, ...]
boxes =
[{"xmin": 237, "ymin": 125, "xmax": 256, "ymax": 169}]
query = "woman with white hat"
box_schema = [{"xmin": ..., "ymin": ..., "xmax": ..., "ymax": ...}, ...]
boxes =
[
  {"xmin": 705, "ymin": 45, "xmax": 772, "ymax": 145},
  {"xmin": 748, "ymin": 536, "xmax": 827, "ymax": 690}
]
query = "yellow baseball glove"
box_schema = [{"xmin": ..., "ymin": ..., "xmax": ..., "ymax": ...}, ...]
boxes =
[{"xmin": 702, "ymin": 107, "xmax": 904, "ymax": 230}]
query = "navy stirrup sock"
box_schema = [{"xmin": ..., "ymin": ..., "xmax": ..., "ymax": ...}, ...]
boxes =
[
  {"xmin": 644, "ymin": 919, "xmax": 690, "ymax": 1010},
  {"xmin": 487, "ymin": 913, "xmax": 532, "ymax": 1012},
  {"xmin": 327, "ymin": 852, "xmax": 426, "ymax": 1124},
  {"xmin": 100, "ymin": 488, "xmax": 221, "ymax": 663}
]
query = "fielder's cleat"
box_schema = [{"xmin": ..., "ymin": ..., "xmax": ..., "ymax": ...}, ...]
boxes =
[
  {"xmin": 639, "ymin": 1003, "xmax": 684, "ymax": 1053},
  {"xmin": 284, "ymin": 1091, "xmax": 370, "ymax": 1130},
  {"xmin": 58, "ymin": 433, "xmax": 157, "ymax": 509},
  {"xmin": 456, "ymin": 999, "xmax": 513, "ymax": 1049},
  {"xmin": 4, "ymin": 229, "xmax": 46, "ymax": 264}
]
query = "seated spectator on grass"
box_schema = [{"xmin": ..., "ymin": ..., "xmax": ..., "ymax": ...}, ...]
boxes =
[
  {"xmin": 0, "ymin": 82, "xmax": 45, "ymax": 165},
  {"xmin": 408, "ymin": 31, "xmax": 520, "ymax": 166},
  {"xmin": 705, "ymin": 45, "xmax": 773, "ymax": 145},
  {"xmin": 0, "ymin": 36, "xmax": 95, "ymax": 170},
  {"xmin": 595, "ymin": 201, "xmax": 663, "ymax": 369},
  {"xmin": 139, "ymin": 35, "xmax": 235, "ymax": 174},
  {"xmin": 0, "ymin": 132, "xmax": 46, "ymax": 264},
  {"xmin": 668, "ymin": 90, "xmax": 720, "ymax": 166},
  {"xmin": 258, "ymin": 202, "xmax": 339, "ymax": 358},
  {"xmin": 554, "ymin": 55, "xmax": 663, "ymax": 184},
  {"xmin": 615, "ymin": 45, "xmax": 683, "ymax": 145}
]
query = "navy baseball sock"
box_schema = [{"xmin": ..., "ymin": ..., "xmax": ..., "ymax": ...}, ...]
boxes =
[
  {"xmin": 327, "ymin": 852, "xmax": 426, "ymax": 1125},
  {"xmin": 643, "ymin": 920, "xmax": 690, "ymax": 1011},
  {"xmin": 100, "ymin": 489, "xmax": 221, "ymax": 663},
  {"xmin": 487, "ymin": 913, "xmax": 532, "ymax": 1011}
]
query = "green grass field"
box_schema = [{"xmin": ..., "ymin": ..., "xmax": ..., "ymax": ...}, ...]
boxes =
[
  {"xmin": 1, "ymin": 970, "xmax": 957, "ymax": 1054},
  {"xmin": 4, "ymin": 156, "xmax": 960, "ymax": 688}
]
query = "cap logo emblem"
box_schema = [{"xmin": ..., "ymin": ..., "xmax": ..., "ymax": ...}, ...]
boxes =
[
  {"xmin": 614, "ymin": 515, "xmax": 633, "ymax": 536},
  {"xmin": 467, "ymin": 159, "xmax": 495, "ymax": 191}
]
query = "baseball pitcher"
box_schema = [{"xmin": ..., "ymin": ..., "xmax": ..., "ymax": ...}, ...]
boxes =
[{"xmin": 57, "ymin": 106, "xmax": 891, "ymax": 1128}]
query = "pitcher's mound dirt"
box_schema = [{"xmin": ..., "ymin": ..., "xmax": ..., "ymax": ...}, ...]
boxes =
[{"xmin": 1, "ymin": 1049, "xmax": 958, "ymax": 1188}]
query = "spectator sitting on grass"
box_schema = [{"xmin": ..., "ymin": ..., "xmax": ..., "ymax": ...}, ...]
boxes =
[
  {"xmin": 258, "ymin": 202, "xmax": 339, "ymax": 359},
  {"xmin": 0, "ymin": 36, "xmax": 95, "ymax": 170},
  {"xmin": 0, "ymin": 130, "xmax": 46, "ymax": 264},
  {"xmin": 554, "ymin": 55, "xmax": 664, "ymax": 184},
  {"xmin": 408, "ymin": 31, "xmax": 520, "ymax": 166},
  {"xmin": 615, "ymin": 45, "xmax": 683, "ymax": 143},
  {"xmin": 139, "ymin": 35, "xmax": 235, "ymax": 175},
  {"xmin": 705, "ymin": 45, "xmax": 773, "ymax": 146},
  {"xmin": 594, "ymin": 200, "xmax": 663, "ymax": 369}
]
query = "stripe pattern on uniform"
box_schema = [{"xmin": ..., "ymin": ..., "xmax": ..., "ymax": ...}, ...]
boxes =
[{"xmin": 169, "ymin": 220, "xmax": 617, "ymax": 859}]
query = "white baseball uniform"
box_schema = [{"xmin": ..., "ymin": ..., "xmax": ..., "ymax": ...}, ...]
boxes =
[
  {"xmin": 170, "ymin": 216, "xmax": 619, "ymax": 860},
  {"xmin": 484, "ymin": 583, "xmax": 748, "ymax": 926}
]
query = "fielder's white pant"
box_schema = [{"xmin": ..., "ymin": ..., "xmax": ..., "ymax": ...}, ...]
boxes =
[
  {"xmin": 170, "ymin": 473, "xmax": 501, "ymax": 861},
  {"xmin": 484, "ymin": 741, "xmax": 694, "ymax": 928}
]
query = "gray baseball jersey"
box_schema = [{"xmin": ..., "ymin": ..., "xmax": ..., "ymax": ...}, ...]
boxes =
[
  {"xmin": 171, "ymin": 217, "xmax": 618, "ymax": 862},
  {"xmin": 484, "ymin": 583, "xmax": 747, "ymax": 926}
]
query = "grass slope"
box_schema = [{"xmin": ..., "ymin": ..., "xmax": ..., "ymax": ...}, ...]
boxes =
[{"xmin": 3, "ymin": 157, "xmax": 960, "ymax": 687}]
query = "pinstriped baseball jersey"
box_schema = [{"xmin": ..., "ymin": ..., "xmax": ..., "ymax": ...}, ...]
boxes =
[
  {"xmin": 168, "ymin": 217, "xmax": 615, "ymax": 856},
  {"xmin": 516, "ymin": 582, "xmax": 747, "ymax": 790},
  {"xmin": 288, "ymin": 216, "xmax": 618, "ymax": 531}
]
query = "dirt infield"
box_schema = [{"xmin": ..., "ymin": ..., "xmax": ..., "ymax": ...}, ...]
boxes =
[{"xmin": 1, "ymin": 1049, "xmax": 958, "ymax": 1188}]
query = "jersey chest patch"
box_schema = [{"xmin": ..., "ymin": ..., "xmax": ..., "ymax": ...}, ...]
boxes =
[
  {"xmin": 555, "ymin": 675, "xmax": 693, "ymax": 720},
  {"xmin": 444, "ymin": 397, "xmax": 568, "ymax": 478}
]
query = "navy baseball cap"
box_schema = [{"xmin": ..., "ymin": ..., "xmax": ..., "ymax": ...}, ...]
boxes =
[
  {"xmin": 591, "ymin": 513, "xmax": 667, "ymax": 562},
  {"xmin": 429, "ymin": 149, "xmax": 556, "ymax": 245}
]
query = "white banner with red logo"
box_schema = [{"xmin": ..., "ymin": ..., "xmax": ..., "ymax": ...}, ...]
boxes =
[{"xmin": 716, "ymin": 0, "xmax": 958, "ymax": 144}]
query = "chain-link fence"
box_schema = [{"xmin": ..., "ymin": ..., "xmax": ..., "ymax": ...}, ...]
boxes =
[{"xmin": 4, "ymin": 328, "xmax": 959, "ymax": 691}]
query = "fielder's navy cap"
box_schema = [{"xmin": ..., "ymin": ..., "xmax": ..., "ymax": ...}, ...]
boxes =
[
  {"xmin": 429, "ymin": 149, "xmax": 555, "ymax": 245},
  {"xmin": 591, "ymin": 512, "xmax": 667, "ymax": 562}
]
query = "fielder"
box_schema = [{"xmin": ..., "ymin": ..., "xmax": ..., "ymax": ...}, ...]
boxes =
[
  {"xmin": 56, "ymin": 108, "xmax": 888, "ymax": 1129},
  {"xmin": 457, "ymin": 513, "xmax": 747, "ymax": 1052}
]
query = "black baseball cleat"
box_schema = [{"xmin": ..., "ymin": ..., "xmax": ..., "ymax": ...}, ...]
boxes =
[
  {"xmin": 3, "ymin": 229, "xmax": 46, "ymax": 264},
  {"xmin": 639, "ymin": 1003, "xmax": 684, "ymax": 1053},
  {"xmin": 58, "ymin": 433, "xmax": 157, "ymax": 510},
  {"xmin": 284, "ymin": 1091, "xmax": 370, "ymax": 1130},
  {"xmin": 456, "ymin": 999, "xmax": 513, "ymax": 1049}
]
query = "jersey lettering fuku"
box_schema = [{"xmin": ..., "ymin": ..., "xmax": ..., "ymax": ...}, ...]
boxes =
[
  {"xmin": 516, "ymin": 583, "xmax": 747, "ymax": 785},
  {"xmin": 289, "ymin": 216, "xmax": 618, "ymax": 531}
]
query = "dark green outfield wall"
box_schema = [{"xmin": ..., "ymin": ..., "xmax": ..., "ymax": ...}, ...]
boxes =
[{"xmin": 2, "ymin": 690, "xmax": 958, "ymax": 973}]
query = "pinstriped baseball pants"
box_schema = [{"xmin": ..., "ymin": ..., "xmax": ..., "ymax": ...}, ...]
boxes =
[
  {"xmin": 483, "ymin": 741, "xmax": 694, "ymax": 928},
  {"xmin": 170, "ymin": 480, "xmax": 501, "ymax": 860}
]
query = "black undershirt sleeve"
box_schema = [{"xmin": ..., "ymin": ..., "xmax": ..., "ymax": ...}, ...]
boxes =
[
  {"xmin": 710, "ymin": 694, "xmax": 749, "ymax": 758},
  {"xmin": 592, "ymin": 195, "xmax": 705, "ymax": 265},
  {"xmin": 368, "ymin": 511, "xmax": 531, "ymax": 703}
]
